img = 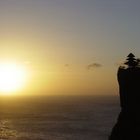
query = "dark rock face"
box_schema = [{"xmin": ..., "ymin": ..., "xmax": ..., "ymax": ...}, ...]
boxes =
[{"xmin": 109, "ymin": 53, "xmax": 140, "ymax": 140}]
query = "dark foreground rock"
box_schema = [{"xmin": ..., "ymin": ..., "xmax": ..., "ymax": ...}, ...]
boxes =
[{"xmin": 109, "ymin": 53, "xmax": 140, "ymax": 140}]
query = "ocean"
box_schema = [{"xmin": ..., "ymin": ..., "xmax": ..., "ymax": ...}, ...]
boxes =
[{"xmin": 0, "ymin": 95, "xmax": 120, "ymax": 140}]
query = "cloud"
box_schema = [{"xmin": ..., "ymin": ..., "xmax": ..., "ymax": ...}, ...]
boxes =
[
  {"xmin": 64, "ymin": 64, "xmax": 69, "ymax": 67},
  {"xmin": 87, "ymin": 63, "xmax": 102, "ymax": 70}
]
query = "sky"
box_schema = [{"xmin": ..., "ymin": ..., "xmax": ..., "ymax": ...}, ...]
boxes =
[{"xmin": 0, "ymin": 0, "xmax": 140, "ymax": 96}]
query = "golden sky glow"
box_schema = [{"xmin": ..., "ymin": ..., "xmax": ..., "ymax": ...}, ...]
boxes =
[
  {"xmin": 0, "ymin": 63, "xmax": 27, "ymax": 95},
  {"xmin": 0, "ymin": 0, "xmax": 140, "ymax": 96}
]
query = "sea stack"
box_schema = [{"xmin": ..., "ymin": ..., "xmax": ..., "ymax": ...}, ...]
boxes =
[{"xmin": 109, "ymin": 53, "xmax": 140, "ymax": 140}]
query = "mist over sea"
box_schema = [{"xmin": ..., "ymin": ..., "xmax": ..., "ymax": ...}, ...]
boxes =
[{"xmin": 0, "ymin": 95, "xmax": 120, "ymax": 140}]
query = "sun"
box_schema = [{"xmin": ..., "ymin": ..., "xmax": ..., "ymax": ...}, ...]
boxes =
[{"xmin": 0, "ymin": 63, "xmax": 27, "ymax": 95}]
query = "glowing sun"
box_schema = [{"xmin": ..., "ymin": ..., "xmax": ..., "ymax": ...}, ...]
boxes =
[{"xmin": 0, "ymin": 63, "xmax": 27, "ymax": 94}]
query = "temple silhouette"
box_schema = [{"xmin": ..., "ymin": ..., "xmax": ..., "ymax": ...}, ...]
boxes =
[{"xmin": 109, "ymin": 53, "xmax": 140, "ymax": 140}]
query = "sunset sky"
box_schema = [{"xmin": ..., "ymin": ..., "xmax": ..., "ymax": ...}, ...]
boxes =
[{"xmin": 0, "ymin": 0, "xmax": 140, "ymax": 96}]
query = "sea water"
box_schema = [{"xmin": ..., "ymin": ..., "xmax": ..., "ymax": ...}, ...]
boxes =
[{"xmin": 0, "ymin": 95, "xmax": 120, "ymax": 140}]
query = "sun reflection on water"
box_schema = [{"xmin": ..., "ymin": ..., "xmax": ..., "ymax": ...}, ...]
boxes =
[{"xmin": 0, "ymin": 120, "xmax": 18, "ymax": 139}]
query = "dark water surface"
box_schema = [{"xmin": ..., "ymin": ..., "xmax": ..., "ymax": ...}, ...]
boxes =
[{"xmin": 0, "ymin": 95, "xmax": 120, "ymax": 140}]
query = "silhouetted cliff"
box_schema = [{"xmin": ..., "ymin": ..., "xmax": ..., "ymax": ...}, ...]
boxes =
[{"xmin": 109, "ymin": 53, "xmax": 140, "ymax": 140}]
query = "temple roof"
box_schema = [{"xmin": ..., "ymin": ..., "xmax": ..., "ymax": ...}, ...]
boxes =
[
  {"xmin": 127, "ymin": 53, "xmax": 135, "ymax": 58},
  {"xmin": 125, "ymin": 53, "xmax": 137, "ymax": 67}
]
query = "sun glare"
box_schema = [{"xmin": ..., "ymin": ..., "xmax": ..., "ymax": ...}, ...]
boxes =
[{"xmin": 0, "ymin": 63, "xmax": 27, "ymax": 95}]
